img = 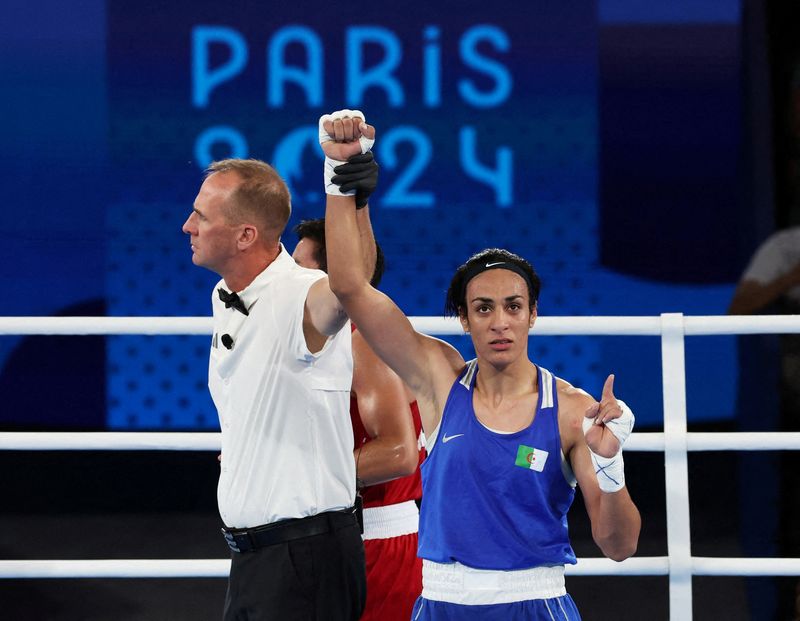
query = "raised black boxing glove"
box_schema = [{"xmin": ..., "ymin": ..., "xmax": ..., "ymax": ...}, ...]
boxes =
[{"xmin": 331, "ymin": 152, "xmax": 379, "ymax": 209}]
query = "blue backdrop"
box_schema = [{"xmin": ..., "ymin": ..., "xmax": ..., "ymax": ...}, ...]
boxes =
[{"xmin": 0, "ymin": 0, "xmax": 742, "ymax": 430}]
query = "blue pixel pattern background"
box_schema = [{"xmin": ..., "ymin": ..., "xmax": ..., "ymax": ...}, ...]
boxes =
[{"xmin": 0, "ymin": 0, "xmax": 742, "ymax": 430}]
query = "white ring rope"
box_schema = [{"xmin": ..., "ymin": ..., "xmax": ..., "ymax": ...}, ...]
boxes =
[
  {"xmin": 3, "ymin": 432, "xmax": 800, "ymax": 452},
  {"xmin": 2, "ymin": 557, "xmax": 799, "ymax": 579},
  {"xmin": 2, "ymin": 314, "xmax": 799, "ymax": 621},
  {"xmin": 2, "ymin": 314, "xmax": 800, "ymax": 336},
  {"xmin": 0, "ymin": 560, "xmax": 231, "ymax": 579},
  {"xmin": 0, "ymin": 316, "xmax": 214, "ymax": 335},
  {"xmin": 0, "ymin": 432, "xmax": 222, "ymax": 451}
]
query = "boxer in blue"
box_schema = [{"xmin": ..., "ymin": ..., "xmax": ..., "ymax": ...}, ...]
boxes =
[{"xmin": 319, "ymin": 110, "xmax": 641, "ymax": 620}]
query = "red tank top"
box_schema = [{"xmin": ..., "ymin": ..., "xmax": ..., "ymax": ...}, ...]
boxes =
[{"xmin": 351, "ymin": 396, "xmax": 425, "ymax": 508}]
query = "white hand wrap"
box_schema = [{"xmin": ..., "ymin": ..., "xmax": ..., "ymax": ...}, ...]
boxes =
[
  {"xmin": 318, "ymin": 109, "xmax": 375, "ymax": 197},
  {"xmin": 583, "ymin": 399, "xmax": 635, "ymax": 493},
  {"xmin": 590, "ymin": 450, "xmax": 625, "ymax": 493}
]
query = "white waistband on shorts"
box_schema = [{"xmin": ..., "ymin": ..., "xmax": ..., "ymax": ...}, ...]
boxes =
[
  {"xmin": 422, "ymin": 559, "xmax": 566, "ymax": 605},
  {"xmin": 362, "ymin": 500, "xmax": 419, "ymax": 540}
]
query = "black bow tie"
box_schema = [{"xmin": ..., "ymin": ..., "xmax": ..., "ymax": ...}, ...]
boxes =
[{"xmin": 218, "ymin": 288, "xmax": 249, "ymax": 316}]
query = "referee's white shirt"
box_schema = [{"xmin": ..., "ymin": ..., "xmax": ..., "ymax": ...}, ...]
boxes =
[{"xmin": 209, "ymin": 245, "xmax": 354, "ymax": 528}]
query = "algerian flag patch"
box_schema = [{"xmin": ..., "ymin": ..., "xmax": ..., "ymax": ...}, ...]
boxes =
[{"xmin": 515, "ymin": 444, "xmax": 548, "ymax": 472}]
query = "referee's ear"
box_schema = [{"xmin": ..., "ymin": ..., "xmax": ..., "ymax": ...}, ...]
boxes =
[{"xmin": 237, "ymin": 224, "xmax": 258, "ymax": 250}]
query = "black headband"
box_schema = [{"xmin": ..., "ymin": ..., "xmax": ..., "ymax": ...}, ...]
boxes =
[{"xmin": 460, "ymin": 260, "xmax": 535, "ymax": 301}]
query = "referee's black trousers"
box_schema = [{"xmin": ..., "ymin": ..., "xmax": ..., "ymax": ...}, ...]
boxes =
[{"xmin": 222, "ymin": 518, "xmax": 366, "ymax": 621}]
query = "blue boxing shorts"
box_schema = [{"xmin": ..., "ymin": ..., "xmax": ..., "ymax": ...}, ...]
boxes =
[{"xmin": 411, "ymin": 594, "xmax": 581, "ymax": 620}]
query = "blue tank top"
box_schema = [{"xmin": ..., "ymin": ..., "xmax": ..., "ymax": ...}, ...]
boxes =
[{"xmin": 418, "ymin": 360, "xmax": 577, "ymax": 570}]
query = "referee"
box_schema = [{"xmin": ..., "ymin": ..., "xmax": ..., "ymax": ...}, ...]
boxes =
[{"xmin": 182, "ymin": 154, "xmax": 376, "ymax": 620}]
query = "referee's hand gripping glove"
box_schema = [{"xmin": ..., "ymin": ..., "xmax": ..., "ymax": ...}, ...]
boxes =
[{"xmin": 331, "ymin": 152, "xmax": 379, "ymax": 209}]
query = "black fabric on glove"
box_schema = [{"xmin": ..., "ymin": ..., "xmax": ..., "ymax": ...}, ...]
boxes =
[{"xmin": 332, "ymin": 152, "xmax": 379, "ymax": 208}]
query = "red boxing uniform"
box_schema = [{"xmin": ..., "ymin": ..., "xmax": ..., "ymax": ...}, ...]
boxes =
[{"xmin": 351, "ymin": 396, "xmax": 425, "ymax": 621}]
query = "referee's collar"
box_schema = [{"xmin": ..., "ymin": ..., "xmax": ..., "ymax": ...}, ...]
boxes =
[{"xmin": 219, "ymin": 244, "xmax": 295, "ymax": 310}]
